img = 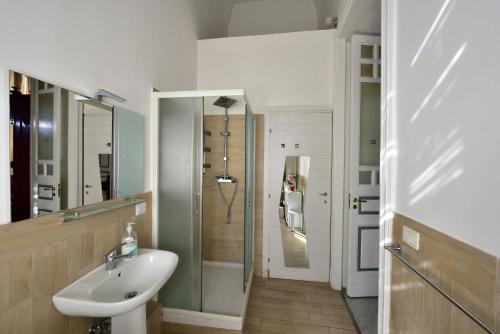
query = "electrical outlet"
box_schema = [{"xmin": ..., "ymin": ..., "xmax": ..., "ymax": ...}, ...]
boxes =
[
  {"xmin": 135, "ymin": 202, "xmax": 147, "ymax": 216},
  {"xmin": 402, "ymin": 225, "xmax": 420, "ymax": 250}
]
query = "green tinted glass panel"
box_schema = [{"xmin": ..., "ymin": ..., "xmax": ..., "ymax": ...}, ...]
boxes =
[
  {"xmin": 361, "ymin": 63, "xmax": 373, "ymax": 77},
  {"xmin": 114, "ymin": 108, "xmax": 145, "ymax": 197},
  {"xmin": 158, "ymin": 97, "xmax": 202, "ymax": 311},
  {"xmin": 359, "ymin": 83, "xmax": 381, "ymax": 166},
  {"xmin": 361, "ymin": 45, "xmax": 373, "ymax": 59}
]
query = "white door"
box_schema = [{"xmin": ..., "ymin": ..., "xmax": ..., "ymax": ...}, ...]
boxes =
[
  {"xmin": 82, "ymin": 104, "xmax": 113, "ymax": 205},
  {"xmin": 346, "ymin": 35, "xmax": 381, "ymax": 297},
  {"xmin": 268, "ymin": 110, "xmax": 332, "ymax": 282},
  {"xmin": 32, "ymin": 80, "xmax": 61, "ymax": 216}
]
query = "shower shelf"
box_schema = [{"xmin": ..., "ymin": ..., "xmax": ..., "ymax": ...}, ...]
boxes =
[
  {"xmin": 203, "ymin": 164, "xmax": 211, "ymax": 168},
  {"xmin": 203, "ymin": 147, "xmax": 211, "ymax": 152},
  {"xmin": 204, "ymin": 130, "xmax": 212, "ymax": 136}
]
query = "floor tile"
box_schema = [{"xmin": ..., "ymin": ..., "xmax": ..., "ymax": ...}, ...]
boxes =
[
  {"xmin": 244, "ymin": 278, "xmax": 357, "ymax": 334},
  {"xmin": 344, "ymin": 296, "xmax": 378, "ymax": 334}
]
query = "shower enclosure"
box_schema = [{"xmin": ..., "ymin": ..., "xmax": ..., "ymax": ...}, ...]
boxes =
[{"xmin": 152, "ymin": 90, "xmax": 255, "ymax": 329}]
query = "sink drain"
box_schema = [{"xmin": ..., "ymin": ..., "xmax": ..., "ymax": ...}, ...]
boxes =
[{"xmin": 124, "ymin": 291, "xmax": 138, "ymax": 299}]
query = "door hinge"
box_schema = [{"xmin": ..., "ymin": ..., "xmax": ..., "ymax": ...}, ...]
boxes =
[
  {"xmin": 269, "ymin": 128, "xmax": 272, "ymax": 134},
  {"xmin": 268, "ymin": 193, "xmax": 271, "ymax": 199}
]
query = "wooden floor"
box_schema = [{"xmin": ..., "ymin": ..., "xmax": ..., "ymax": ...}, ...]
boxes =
[
  {"xmin": 162, "ymin": 277, "xmax": 357, "ymax": 334},
  {"xmin": 244, "ymin": 277, "xmax": 357, "ymax": 334}
]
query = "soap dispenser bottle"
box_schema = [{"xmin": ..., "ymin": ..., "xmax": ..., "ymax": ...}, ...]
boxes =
[{"xmin": 121, "ymin": 222, "xmax": 138, "ymax": 258}]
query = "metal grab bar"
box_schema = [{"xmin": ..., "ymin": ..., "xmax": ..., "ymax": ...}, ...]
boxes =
[{"xmin": 385, "ymin": 244, "xmax": 495, "ymax": 334}]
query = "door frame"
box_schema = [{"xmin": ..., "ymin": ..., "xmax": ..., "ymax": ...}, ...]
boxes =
[
  {"xmin": 378, "ymin": 0, "xmax": 397, "ymax": 333},
  {"xmin": 262, "ymin": 105, "xmax": 337, "ymax": 283},
  {"xmin": 346, "ymin": 34, "xmax": 381, "ymax": 297}
]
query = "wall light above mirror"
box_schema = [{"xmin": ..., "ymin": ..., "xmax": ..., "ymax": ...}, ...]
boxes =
[{"xmin": 8, "ymin": 70, "xmax": 145, "ymax": 223}]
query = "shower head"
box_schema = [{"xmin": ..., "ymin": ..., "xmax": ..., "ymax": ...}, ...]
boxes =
[
  {"xmin": 216, "ymin": 175, "xmax": 238, "ymax": 183},
  {"xmin": 213, "ymin": 96, "xmax": 237, "ymax": 109}
]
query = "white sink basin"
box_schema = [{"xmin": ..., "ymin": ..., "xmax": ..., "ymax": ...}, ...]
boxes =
[{"xmin": 53, "ymin": 248, "xmax": 178, "ymax": 334}]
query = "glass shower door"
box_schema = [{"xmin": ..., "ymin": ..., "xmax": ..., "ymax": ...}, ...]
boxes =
[
  {"xmin": 157, "ymin": 97, "xmax": 203, "ymax": 311},
  {"xmin": 244, "ymin": 106, "xmax": 255, "ymax": 289}
]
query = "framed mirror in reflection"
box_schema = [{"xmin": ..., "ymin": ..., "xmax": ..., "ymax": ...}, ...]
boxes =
[
  {"xmin": 278, "ymin": 155, "xmax": 311, "ymax": 269},
  {"xmin": 8, "ymin": 71, "xmax": 145, "ymax": 222}
]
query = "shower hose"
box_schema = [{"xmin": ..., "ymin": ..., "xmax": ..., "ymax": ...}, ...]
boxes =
[{"xmin": 217, "ymin": 179, "xmax": 239, "ymax": 224}]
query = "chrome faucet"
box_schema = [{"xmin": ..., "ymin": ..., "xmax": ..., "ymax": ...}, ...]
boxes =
[{"xmin": 104, "ymin": 248, "xmax": 126, "ymax": 271}]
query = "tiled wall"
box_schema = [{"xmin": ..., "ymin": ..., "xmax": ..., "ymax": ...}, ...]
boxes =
[
  {"xmin": 202, "ymin": 114, "xmax": 265, "ymax": 272},
  {"xmin": 203, "ymin": 115, "xmax": 246, "ymax": 262},
  {"xmin": 254, "ymin": 115, "xmax": 264, "ymax": 277},
  {"xmin": 390, "ymin": 213, "xmax": 499, "ymax": 333},
  {"xmin": 0, "ymin": 192, "xmax": 152, "ymax": 334}
]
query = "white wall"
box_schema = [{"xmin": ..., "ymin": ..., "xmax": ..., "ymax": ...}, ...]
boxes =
[
  {"xmin": 198, "ymin": 29, "xmax": 340, "ymax": 284},
  {"xmin": 390, "ymin": 0, "xmax": 500, "ymax": 256},
  {"xmin": 228, "ymin": 0, "xmax": 318, "ymax": 37},
  {"xmin": 197, "ymin": 30, "xmax": 335, "ymax": 112},
  {"xmin": 0, "ymin": 0, "xmax": 201, "ymax": 223}
]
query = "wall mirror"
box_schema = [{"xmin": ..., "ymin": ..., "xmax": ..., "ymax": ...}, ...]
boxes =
[
  {"xmin": 278, "ymin": 155, "xmax": 310, "ymax": 268},
  {"xmin": 8, "ymin": 70, "xmax": 145, "ymax": 222}
]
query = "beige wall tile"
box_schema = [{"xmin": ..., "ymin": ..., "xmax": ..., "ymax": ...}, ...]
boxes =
[
  {"xmin": 93, "ymin": 221, "xmax": 121, "ymax": 267},
  {"xmin": 0, "ymin": 192, "xmax": 153, "ymax": 334},
  {"xmin": 147, "ymin": 301, "xmax": 162, "ymax": 334},
  {"xmin": 450, "ymin": 305, "xmax": 487, "ymax": 334},
  {"xmin": 203, "ymin": 115, "xmax": 246, "ymax": 263},
  {"xmin": 390, "ymin": 214, "xmax": 497, "ymax": 333},
  {"xmin": 0, "ymin": 253, "xmax": 33, "ymax": 314},
  {"xmin": 68, "ymin": 317, "xmax": 95, "ymax": 334},
  {"xmin": 68, "ymin": 232, "xmax": 94, "ymax": 282},
  {"xmin": 496, "ymin": 258, "xmax": 500, "ymax": 333},
  {"xmin": 254, "ymin": 115, "xmax": 265, "ymax": 277},
  {"xmin": 0, "ymin": 303, "xmax": 16, "ymax": 333},
  {"xmin": 33, "ymin": 240, "xmax": 70, "ymax": 334},
  {"xmin": 0, "ymin": 298, "xmax": 32, "ymax": 334}
]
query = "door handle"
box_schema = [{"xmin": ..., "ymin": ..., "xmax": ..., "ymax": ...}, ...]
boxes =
[
  {"xmin": 319, "ymin": 192, "xmax": 328, "ymax": 196},
  {"xmin": 84, "ymin": 185, "xmax": 93, "ymax": 188}
]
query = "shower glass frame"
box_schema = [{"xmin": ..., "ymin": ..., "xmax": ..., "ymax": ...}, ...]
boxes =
[
  {"xmin": 154, "ymin": 90, "xmax": 254, "ymax": 316},
  {"xmin": 244, "ymin": 105, "xmax": 255, "ymax": 290}
]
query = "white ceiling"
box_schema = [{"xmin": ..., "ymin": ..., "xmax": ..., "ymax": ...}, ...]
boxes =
[
  {"xmin": 198, "ymin": 0, "xmax": 338, "ymax": 39},
  {"xmin": 337, "ymin": 0, "xmax": 381, "ymax": 38},
  {"xmin": 197, "ymin": 0, "xmax": 380, "ymax": 40}
]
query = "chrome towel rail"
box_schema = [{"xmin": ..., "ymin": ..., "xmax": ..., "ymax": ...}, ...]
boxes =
[{"xmin": 385, "ymin": 244, "xmax": 495, "ymax": 334}]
